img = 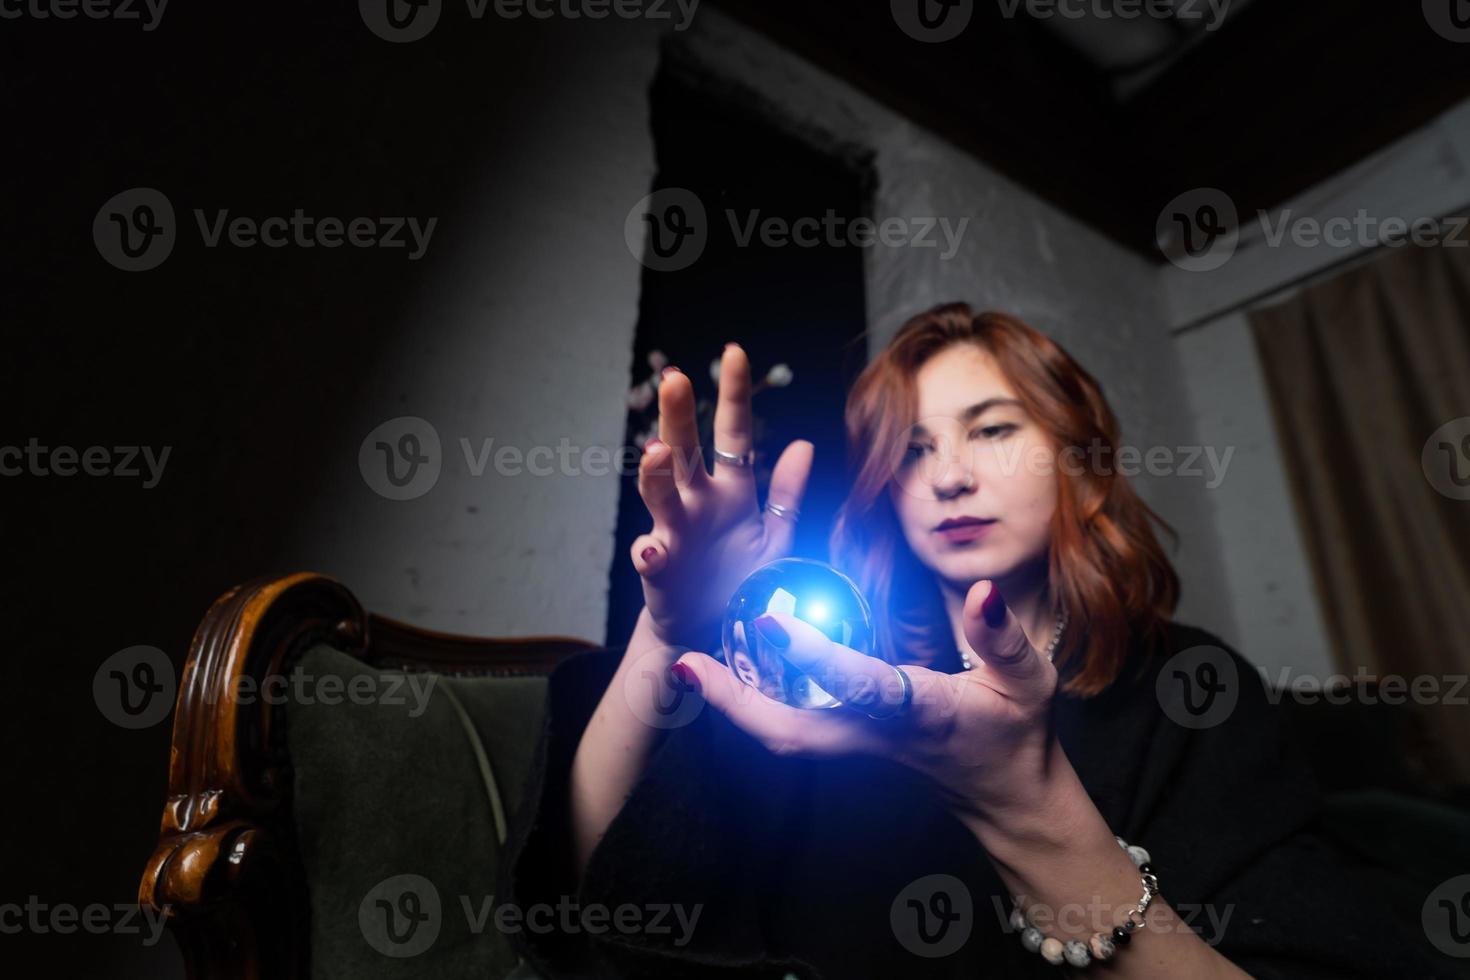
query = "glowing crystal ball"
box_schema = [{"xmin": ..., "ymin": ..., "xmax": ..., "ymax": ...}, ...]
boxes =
[{"xmin": 721, "ymin": 558, "xmax": 875, "ymax": 709}]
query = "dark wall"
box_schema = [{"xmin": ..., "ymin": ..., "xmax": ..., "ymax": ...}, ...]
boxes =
[{"xmin": 2, "ymin": 8, "xmax": 655, "ymax": 975}]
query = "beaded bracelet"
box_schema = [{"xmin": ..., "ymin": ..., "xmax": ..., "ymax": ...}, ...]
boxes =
[{"xmin": 1008, "ymin": 836, "xmax": 1159, "ymax": 969}]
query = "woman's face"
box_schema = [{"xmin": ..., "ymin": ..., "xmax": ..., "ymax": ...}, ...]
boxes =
[{"xmin": 888, "ymin": 342, "xmax": 1057, "ymax": 591}]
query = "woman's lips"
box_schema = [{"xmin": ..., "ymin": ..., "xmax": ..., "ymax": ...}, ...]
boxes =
[{"xmin": 934, "ymin": 518, "xmax": 997, "ymax": 543}]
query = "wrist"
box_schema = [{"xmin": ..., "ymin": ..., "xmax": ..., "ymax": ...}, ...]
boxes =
[
  {"xmin": 631, "ymin": 607, "xmax": 681, "ymax": 654},
  {"xmin": 638, "ymin": 606, "xmax": 719, "ymax": 653},
  {"xmin": 954, "ymin": 745, "xmax": 1096, "ymax": 861}
]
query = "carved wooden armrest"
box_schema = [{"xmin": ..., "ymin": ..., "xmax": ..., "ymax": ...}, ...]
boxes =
[{"xmin": 139, "ymin": 571, "xmax": 593, "ymax": 980}]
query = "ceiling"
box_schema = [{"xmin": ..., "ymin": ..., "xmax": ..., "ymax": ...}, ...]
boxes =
[{"xmin": 711, "ymin": 0, "xmax": 1470, "ymax": 260}]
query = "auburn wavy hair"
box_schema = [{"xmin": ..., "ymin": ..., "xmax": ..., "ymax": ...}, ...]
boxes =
[{"xmin": 829, "ymin": 303, "xmax": 1180, "ymax": 696}]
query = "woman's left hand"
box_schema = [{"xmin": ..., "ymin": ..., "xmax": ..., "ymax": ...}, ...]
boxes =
[
  {"xmin": 669, "ymin": 579, "xmax": 1061, "ymax": 821},
  {"xmin": 675, "ymin": 584, "xmax": 1256, "ymax": 980}
]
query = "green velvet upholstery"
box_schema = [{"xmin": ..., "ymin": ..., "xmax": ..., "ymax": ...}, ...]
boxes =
[
  {"xmin": 286, "ymin": 644, "xmax": 549, "ymax": 980},
  {"xmin": 283, "ymin": 644, "xmax": 1470, "ymax": 980}
]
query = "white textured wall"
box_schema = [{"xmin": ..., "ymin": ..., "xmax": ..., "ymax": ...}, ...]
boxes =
[
  {"xmin": 291, "ymin": 21, "xmax": 667, "ymax": 642},
  {"xmin": 1175, "ymin": 313, "xmax": 1334, "ymax": 677}
]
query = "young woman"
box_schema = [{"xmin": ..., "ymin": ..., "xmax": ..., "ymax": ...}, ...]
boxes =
[{"xmin": 502, "ymin": 304, "xmax": 1439, "ymax": 978}]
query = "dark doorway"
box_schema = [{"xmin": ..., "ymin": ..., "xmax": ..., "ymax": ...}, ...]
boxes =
[{"xmin": 605, "ymin": 59, "xmax": 874, "ymax": 649}]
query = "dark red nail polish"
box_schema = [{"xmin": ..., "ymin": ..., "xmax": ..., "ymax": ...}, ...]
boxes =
[
  {"xmin": 669, "ymin": 661, "xmax": 700, "ymax": 692},
  {"xmin": 981, "ymin": 583, "xmax": 1007, "ymax": 628},
  {"xmin": 640, "ymin": 546, "xmax": 657, "ymax": 563},
  {"xmin": 753, "ymin": 614, "xmax": 790, "ymax": 648}
]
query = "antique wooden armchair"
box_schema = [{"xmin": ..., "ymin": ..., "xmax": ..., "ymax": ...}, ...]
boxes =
[{"xmin": 138, "ymin": 572, "xmax": 594, "ymax": 980}]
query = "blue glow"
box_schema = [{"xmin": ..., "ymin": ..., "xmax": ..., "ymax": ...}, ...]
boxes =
[{"xmin": 722, "ymin": 558, "xmax": 875, "ymax": 710}]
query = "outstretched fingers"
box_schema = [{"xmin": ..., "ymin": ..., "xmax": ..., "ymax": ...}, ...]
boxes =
[
  {"xmin": 761, "ymin": 439, "xmax": 814, "ymax": 555},
  {"xmin": 711, "ymin": 343, "xmax": 754, "ymax": 483},
  {"xmin": 637, "ymin": 438, "xmax": 683, "ymax": 528},
  {"xmin": 657, "ymin": 367, "xmax": 708, "ymax": 488}
]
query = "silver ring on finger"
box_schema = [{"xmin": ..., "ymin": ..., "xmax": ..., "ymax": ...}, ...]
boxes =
[
  {"xmin": 765, "ymin": 501, "xmax": 799, "ymax": 522},
  {"xmin": 712, "ymin": 447, "xmax": 754, "ymax": 468},
  {"xmin": 864, "ymin": 664, "xmax": 913, "ymax": 721}
]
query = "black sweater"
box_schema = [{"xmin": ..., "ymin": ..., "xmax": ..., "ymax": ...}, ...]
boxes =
[{"xmin": 500, "ymin": 621, "xmax": 1449, "ymax": 979}]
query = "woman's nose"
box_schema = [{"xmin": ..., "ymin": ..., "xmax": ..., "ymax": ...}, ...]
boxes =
[{"xmin": 931, "ymin": 458, "xmax": 975, "ymax": 499}]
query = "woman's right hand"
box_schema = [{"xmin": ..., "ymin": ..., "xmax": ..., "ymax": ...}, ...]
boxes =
[{"xmin": 631, "ymin": 342, "xmax": 813, "ymax": 649}]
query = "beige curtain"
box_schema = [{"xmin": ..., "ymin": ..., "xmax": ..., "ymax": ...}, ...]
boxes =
[{"xmin": 1249, "ymin": 235, "xmax": 1470, "ymax": 786}]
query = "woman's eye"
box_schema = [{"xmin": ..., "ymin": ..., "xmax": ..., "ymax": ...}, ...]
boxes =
[
  {"xmin": 902, "ymin": 443, "xmax": 929, "ymax": 464},
  {"xmin": 970, "ymin": 424, "xmax": 1016, "ymax": 440}
]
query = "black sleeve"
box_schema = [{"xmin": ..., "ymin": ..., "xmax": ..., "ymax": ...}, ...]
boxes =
[
  {"xmin": 497, "ymin": 644, "xmax": 794, "ymax": 979},
  {"xmin": 498, "ymin": 644, "xmax": 624, "ymax": 979},
  {"xmin": 1135, "ymin": 630, "xmax": 1459, "ymax": 979}
]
